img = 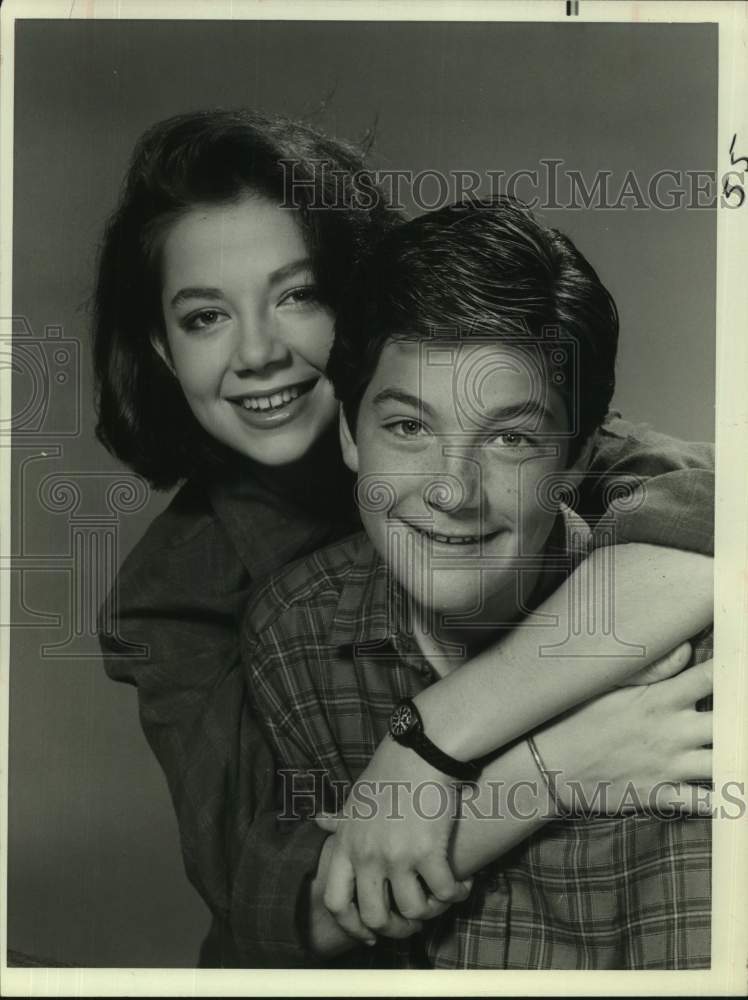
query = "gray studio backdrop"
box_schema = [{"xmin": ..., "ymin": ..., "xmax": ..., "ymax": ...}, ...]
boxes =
[{"xmin": 9, "ymin": 20, "xmax": 716, "ymax": 966}]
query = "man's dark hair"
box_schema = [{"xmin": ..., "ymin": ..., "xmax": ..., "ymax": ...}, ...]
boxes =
[
  {"xmin": 328, "ymin": 197, "xmax": 619, "ymax": 460},
  {"xmin": 92, "ymin": 108, "xmax": 398, "ymax": 489}
]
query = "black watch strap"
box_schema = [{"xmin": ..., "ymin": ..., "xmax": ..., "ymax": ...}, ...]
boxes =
[{"xmin": 389, "ymin": 698, "xmax": 481, "ymax": 783}]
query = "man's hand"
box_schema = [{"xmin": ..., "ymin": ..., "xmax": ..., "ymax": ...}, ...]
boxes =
[{"xmin": 314, "ymin": 736, "xmax": 473, "ymax": 942}]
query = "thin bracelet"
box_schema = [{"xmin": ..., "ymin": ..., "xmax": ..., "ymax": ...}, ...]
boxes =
[{"xmin": 526, "ymin": 735, "xmax": 570, "ymax": 817}]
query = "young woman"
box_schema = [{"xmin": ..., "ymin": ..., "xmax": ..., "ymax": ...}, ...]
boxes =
[{"xmin": 94, "ymin": 109, "xmax": 714, "ymax": 966}]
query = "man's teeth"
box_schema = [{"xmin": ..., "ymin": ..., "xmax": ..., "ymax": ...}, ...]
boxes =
[
  {"xmin": 430, "ymin": 531, "xmax": 481, "ymax": 545},
  {"xmin": 240, "ymin": 385, "xmax": 304, "ymax": 411}
]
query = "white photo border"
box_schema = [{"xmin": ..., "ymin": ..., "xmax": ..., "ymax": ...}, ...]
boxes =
[{"xmin": 1, "ymin": 0, "xmax": 746, "ymax": 996}]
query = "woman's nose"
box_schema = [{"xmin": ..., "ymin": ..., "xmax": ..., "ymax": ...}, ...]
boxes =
[{"xmin": 231, "ymin": 314, "xmax": 288, "ymax": 372}]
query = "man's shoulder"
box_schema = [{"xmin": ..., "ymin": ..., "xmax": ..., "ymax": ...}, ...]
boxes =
[
  {"xmin": 244, "ymin": 530, "xmax": 371, "ymax": 637},
  {"xmin": 590, "ymin": 413, "xmax": 714, "ymax": 476}
]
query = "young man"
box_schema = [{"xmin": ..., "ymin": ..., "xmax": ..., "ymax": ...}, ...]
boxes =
[{"xmin": 239, "ymin": 199, "xmax": 713, "ymax": 968}]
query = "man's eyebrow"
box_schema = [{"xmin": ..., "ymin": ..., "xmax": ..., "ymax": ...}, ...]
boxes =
[
  {"xmin": 371, "ymin": 388, "xmax": 436, "ymax": 419},
  {"xmin": 479, "ymin": 400, "xmax": 555, "ymax": 426},
  {"xmin": 169, "ymin": 287, "xmax": 224, "ymax": 309}
]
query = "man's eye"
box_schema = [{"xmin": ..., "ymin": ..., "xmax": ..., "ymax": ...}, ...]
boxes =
[
  {"xmin": 181, "ymin": 309, "xmax": 225, "ymax": 332},
  {"xmin": 386, "ymin": 419, "xmax": 426, "ymax": 438},
  {"xmin": 494, "ymin": 431, "xmax": 530, "ymax": 447}
]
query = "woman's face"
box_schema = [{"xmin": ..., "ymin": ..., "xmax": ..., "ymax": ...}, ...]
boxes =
[{"xmin": 157, "ymin": 195, "xmax": 338, "ymax": 467}]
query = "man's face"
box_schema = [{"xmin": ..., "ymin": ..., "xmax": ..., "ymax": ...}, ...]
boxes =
[{"xmin": 341, "ymin": 338, "xmax": 578, "ymax": 626}]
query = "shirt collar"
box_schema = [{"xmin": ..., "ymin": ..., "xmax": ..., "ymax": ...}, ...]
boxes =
[
  {"xmin": 329, "ymin": 503, "xmax": 592, "ymax": 653},
  {"xmin": 328, "ymin": 535, "xmax": 397, "ymax": 650}
]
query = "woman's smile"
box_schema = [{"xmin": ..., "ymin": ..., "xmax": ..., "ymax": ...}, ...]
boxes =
[{"xmin": 227, "ymin": 376, "xmax": 324, "ymax": 428}]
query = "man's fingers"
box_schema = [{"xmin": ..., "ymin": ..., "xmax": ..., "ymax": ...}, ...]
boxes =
[
  {"xmin": 417, "ymin": 855, "xmax": 472, "ymax": 904},
  {"xmin": 315, "ymin": 813, "xmax": 341, "ymax": 833},
  {"xmin": 322, "ymin": 850, "xmax": 376, "ymax": 946},
  {"xmin": 627, "ymin": 642, "xmax": 693, "ymax": 685}
]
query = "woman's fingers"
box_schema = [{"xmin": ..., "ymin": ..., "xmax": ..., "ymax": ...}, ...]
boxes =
[
  {"xmin": 322, "ymin": 850, "xmax": 376, "ymax": 946},
  {"xmin": 685, "ymin": 709, "xmax": 713, "ymax": 749},
  {"xmin": 388, "ymin": 871, "xmax": 432, "ymax": 921},
  {"xmin": 355, "ymin": 867, "xmax": 422, "ymax": 939},
  {"xmin": 649, "ymin": 780, "xmax": 713, "ymax": 817},
  {"xmin": 677, "ymin": 748, "xmax": 713, "ymax": 782},
  {"xmin": 668, "ymin": 658, "xmax": 713, "ymax": 706},
  {"xmin": 417, "ymin": 854, "xmax": 473, "ymax": 905},
  {"xmin": 626, "ymin": 641, "xmax": 693, "ymax": 686}
]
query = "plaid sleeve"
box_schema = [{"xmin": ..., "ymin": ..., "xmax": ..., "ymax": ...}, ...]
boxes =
[{"xmin": 584, "ymin": 416, "xmax": 714, "ymax": 556}]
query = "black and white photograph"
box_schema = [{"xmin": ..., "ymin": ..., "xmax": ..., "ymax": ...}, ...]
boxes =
[{"xmin": 1, "ymin": 0, "xmax": 746, "ymax": 995}]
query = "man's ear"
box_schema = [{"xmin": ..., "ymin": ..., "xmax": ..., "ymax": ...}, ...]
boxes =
[
  {"xmin": 150, "ymin": 331, "xmax": 176, "ymax": 375},
  {"xmin": 568, "ymin": 432, "xmax": 595, "ymax": 475},
  {"xmin": 338, "ymin": 406, "xmax": 359, "ymax": 473}
]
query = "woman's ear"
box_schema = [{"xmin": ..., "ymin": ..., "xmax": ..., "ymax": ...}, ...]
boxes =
[
  {"xmin": 150, "ymin": 331, "xmax": 176, "ymax": 376},
  {"xmin": 339, "ymin": 406, "xmax": 359, "ymax": 473}
]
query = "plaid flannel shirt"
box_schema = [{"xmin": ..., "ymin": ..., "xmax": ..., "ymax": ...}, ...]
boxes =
[
  {"xmin": 100, "ymin": 416, "xmax": 714, "ymax": 966},
  {"xmin": 242, "ymin": 506, "xmax": 713, "ymax": 970}
]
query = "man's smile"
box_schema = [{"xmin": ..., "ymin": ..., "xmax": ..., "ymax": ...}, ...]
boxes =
[{"xmin": 395, "ymin": 516, "xmax": 503, "ymax": 547}]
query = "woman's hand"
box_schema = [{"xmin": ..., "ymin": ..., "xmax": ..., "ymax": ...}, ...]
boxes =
[
  {"xmin": 314, "ymin": 737, "xmax": 471, "ymax": 945},
  {"xmin": 535, "ymin": 650, "xmax": 713, "ymax": 816}
]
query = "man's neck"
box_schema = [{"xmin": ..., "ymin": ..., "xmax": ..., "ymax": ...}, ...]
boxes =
[
  {"xmin": 410, "ymin": 577, "xmax": 535, "ymax": 678},
  {"xmin": 408, "ymin": 525, "xmax": 571, "ymax": 678}
]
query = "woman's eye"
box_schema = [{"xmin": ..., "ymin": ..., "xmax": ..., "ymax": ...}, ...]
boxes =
[
  {"xmin": 278, "ymin": 285, "xmax": 319, "ymax": 308},
  {"xmin": 181, "ymin": 309, "xmax": 225, "ymax": 332},
  {"xmin": 386, "ymin": 419, "xmax": 426, "ymax": 439}
]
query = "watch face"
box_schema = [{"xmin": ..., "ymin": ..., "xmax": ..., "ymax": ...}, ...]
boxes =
[{"xmin": 390, "ymin": 702, "xmax": 415, "ymax": 736}]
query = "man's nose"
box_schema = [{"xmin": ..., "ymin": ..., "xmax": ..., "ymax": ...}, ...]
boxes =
[
  {"xmin": 231, "ymin": 313, "xmax": 287, "ymax": 372},
  {"xmin": 425, "ymin": 449, "xmax": 482, "ymax": 513}
]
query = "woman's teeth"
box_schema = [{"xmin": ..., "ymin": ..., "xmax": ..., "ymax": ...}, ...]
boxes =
[{"xmin": 240, "ymin": 384, "xmax": 305, "ymax": 411}]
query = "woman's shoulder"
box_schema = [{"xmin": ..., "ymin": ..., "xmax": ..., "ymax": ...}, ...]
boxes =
[
  {"xmin": 136, "ymin": 478, "xmax": 224, "ymax": 552},
  {"xmin": 117, "ymin": 477, "xmax": 244, "ymax": 591}
]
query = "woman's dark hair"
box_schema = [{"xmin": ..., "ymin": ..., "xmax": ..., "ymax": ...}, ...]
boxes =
[
  {"xmin": 93, "ymin": 108, "xmax": 398, "ymax": 489},
  {"xmin": 328, "ymin": 196, "xmax": 619, "ymax": 461}
]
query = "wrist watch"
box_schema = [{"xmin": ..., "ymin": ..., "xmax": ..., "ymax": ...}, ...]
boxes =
[{"xmin": 388, "ymin": 698, "xmax": 481, "ymax": 783}]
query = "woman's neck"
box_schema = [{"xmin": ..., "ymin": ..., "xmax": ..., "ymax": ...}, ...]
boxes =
[{"xmin": 248, "ymin": 424, "xmax": 356, "ymax": 516}]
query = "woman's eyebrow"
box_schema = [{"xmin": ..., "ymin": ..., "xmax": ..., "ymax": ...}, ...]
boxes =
[
  {"xmin": 267, "ymin": 257, "xmax": 314, "ymax": 285},
  {"xmin": 169, "ymin": 287, "xmax": 223, "ymax": 309},
  {"xmin": 168, "ymin": 259, "xmax": 314, "ymax": 309}
]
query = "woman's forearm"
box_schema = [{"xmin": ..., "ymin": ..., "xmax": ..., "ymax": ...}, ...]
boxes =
[
  {"xmin": 448, "ymin": 740, "xmax": 553, "ymax": 879},
  {"xmin": 415, "ymin": 544, "xmax": 713, "ymax": 761}
]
